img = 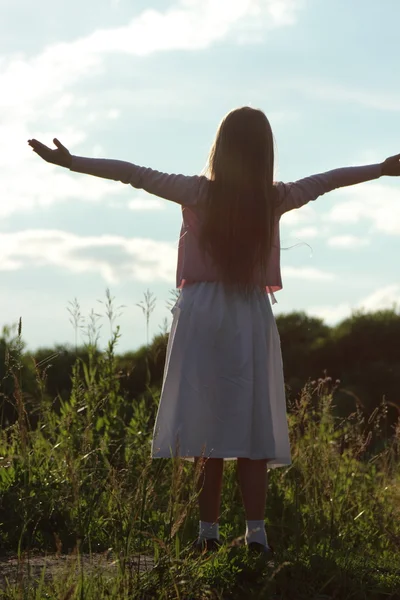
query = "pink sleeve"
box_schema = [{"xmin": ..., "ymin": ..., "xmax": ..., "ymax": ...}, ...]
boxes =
[
  {"xmin": 70, "ymin": 156, "xmax": 207, "ymax": 206},
  {"xmin": 275, "ymin": 163, "xmax": 382, "ymax": 216}
]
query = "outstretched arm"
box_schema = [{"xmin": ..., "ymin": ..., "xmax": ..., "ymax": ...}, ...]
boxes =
[
  {"xmin": 275, "ymin": 153, "xmax": 400, "ymax": 216},
  {"xmin": 27, "ymin": 138, "xmax": 206, "ymax": 206}
]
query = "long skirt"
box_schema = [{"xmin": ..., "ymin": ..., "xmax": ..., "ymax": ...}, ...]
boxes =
[{"xmin": 151, "ymin": 282, "xmax": 291, "ymax": 468}]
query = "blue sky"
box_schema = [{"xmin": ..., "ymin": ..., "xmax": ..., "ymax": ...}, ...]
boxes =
[{"xmin": 1, "ymin": 0, "xmax": 399, "ymax": 353}]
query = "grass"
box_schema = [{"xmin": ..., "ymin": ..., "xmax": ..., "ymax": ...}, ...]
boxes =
[{"xmin": 0, "ymin": 290, "xmax": 400, "ymax": 599}]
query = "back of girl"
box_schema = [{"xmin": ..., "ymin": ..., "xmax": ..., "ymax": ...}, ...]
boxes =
[{"xmin": 28, "ymin": 107, "xmax": 400, "ymax": 559}]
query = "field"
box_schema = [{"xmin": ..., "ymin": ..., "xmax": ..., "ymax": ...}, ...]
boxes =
[{"xmin": 1, "ymin": 296, "xmax": 400, "ymax": 599}]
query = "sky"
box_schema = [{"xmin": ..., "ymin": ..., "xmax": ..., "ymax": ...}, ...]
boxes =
[{"xmin": 1, "ymin": 0, "xmax": 400, "ymax": 353}]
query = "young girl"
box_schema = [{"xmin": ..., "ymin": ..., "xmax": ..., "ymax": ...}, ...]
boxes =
[{"xmin": 28, "ymin": 107, "xmax": 400, "ymax": 559}]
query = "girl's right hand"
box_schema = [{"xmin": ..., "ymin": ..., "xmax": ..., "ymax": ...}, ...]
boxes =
[
  {"xmin": 27, "ymin": 138, "xmax": 72, "ymax": 168},
  {"xmin": 382, "ymin": 153, "xmax": 400, "ymax": 176}
]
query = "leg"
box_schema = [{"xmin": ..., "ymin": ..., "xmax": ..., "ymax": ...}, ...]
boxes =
[
  {"xmin": 237, "ymin": 458, "xmax": 271, "ymax": 548},
  {"xmin": 236, "ymin": 458, "xmax": 268, "ymax": 519},
  {"xmin": 194, "ymin": 457, "xmax": 224, "ymax": 523}
]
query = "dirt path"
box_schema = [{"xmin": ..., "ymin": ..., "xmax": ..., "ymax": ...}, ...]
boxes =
[{"xmin": 0, "ymin": 551, "xmax": 155, "ymax": 590}]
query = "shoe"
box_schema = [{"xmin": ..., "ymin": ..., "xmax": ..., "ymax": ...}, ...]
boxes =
[
  {"xmin": 191, "ymin": 537, "xmax": 222, "ymax": 553},
  {"xmin": 247, "ymin": 542, "xmax": 275, "ymax": 565}
]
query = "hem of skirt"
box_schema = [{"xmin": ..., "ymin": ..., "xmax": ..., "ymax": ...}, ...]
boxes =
[{"xmin": 151, "ymin": 451, "xmax": 291, "ymax": 467}]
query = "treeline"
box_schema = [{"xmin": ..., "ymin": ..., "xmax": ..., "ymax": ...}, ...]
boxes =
[{"xmin": 1, "ymin": 309, "xmax": 400, "ymax": 440}]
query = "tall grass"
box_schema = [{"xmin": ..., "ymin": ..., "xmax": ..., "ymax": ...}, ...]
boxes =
[{"xmin": 0, "ymin": 291, "xmax": 399, "ymax": 599}]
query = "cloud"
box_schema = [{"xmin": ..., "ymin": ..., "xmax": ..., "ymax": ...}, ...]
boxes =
[
  {"xmin": 327, "ymin": 235, "xmax": 369, "ymax": 249},
  {"xmin": 310, "ymin": 285, "xmax": 400, "ymax": 325},
  {"xmin": 358, "ymin": 285, "xmax": 400, "ymax": 313},
  {"xmin": 289, "ymin": 226, "xmax": 320, "ymax": 239},
  {"xmin": 101, "ymin": 196, "xmax": 166, "ymax": 210},
  {"xmin": 308, "ymin": 302, "xmax": 351, "ymax": 325},
  {"xmin": 0, "ymin": 0, "xmax": 303, "ymax": 220},
  {"xmin": 282, "ymin": 266, "xmax": 335, "ymax": 281},
  {"xmin": 73, "ymin": 0, "xmax": 302, "ymax": 57},
  {"xmin": 127, "ymin": 198, "xmax": 165, "ymax": 210},
  {"xmin": 0, "ymin": 160, "xmax": 128, "ymax": 218},
  {"xmin": 326, "ymin": 183, "xmax": 400, "ymax": 234},
  {"xmin": 279, "ymin": 179, "xmax": 400, "ymax": 244},
  {"xmin": 1, "ymin": 0, "xmax": 302, "ymax": 121},
  {"xmin": 280, "ymin": 204, "xmax": 317, "ymax": 226},
  {"xmin": 0, "ymin": 230, "xmax": 176, "ymax": 283},
  {"xmin": 0, "ymin": 227, "xmax": 336, "ymax": 290}
]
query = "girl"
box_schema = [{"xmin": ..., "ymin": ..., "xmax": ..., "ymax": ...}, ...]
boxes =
[{"xmin": 28, "ymin": 107, "xmax": 400, "ymax": 559}]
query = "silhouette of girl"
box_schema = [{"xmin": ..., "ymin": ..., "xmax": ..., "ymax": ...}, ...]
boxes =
[{"xmin": 28, "ymin": 107, "xmax": 400, "ymax": 558}]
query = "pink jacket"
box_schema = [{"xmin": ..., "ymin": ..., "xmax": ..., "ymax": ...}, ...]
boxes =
[{"xmin": 70, "ymin": 157, "xmax": 382, "ymax": 301}]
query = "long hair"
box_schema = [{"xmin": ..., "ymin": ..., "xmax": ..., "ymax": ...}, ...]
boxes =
[{"xmin": 199, "ymin": 106, "xmax": 276, "ymax": 296}]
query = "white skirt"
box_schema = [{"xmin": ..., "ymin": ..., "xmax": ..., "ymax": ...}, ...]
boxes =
[{"xmin": 151, "ymin": 282, "xmax": 291, "ymax": 468}]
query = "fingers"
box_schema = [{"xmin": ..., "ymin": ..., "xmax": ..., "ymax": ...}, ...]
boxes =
[
  {"xmin": 28, "ymin": 138, "xmax": 66, "ymax": 153},
  {"xmin": 27, "ymin": 137, "xmax": 72, "ymax": 167},
  {"xmin": 27, "ymin": 138, "xmax": 55, "ymax": 163},
  {"xmin": 53, "ymin": 138, "xmax": 69, "ymax": 154},
  {"xmin": 28, "ymin": 139, "xmax": 51, "ymax": 152}
]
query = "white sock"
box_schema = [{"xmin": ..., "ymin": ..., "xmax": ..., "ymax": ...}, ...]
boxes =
[
  {"xmin": 245, "ymin": 520, "xmax": 269, "ymax": 547},
  {"xmin": 199, "ymin": 520, "xmax": 219, "ymax": 541}
]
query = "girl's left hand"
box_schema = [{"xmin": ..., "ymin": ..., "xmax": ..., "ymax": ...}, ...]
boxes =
[{"xmin": 27, "ymin": 138, "xmax": 72, "ymax": 168}]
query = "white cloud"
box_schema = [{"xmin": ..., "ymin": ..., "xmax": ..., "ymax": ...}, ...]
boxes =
[
  {"xmin": 267, "ymin": 0, "xmax": 301, "ymax": 25},
  {"xmin": 310, "ymin": 285, "xmax": 400, "ymax": 324},
  {"xmin": 0, "ymin": 230, "xmax": 176, "ymax": 283},
  {"xmin": 0, "ymin": 0, "xmax": 303, "ymax": 220},
  {"xmin": 128, "ymin": 198, "xmax": 165, "ymax": 210},
  {"xmin": 280, "ymin": 204, "xmax": 317, "ymax": 226},
  {"xmin": 327, "ymin": 235, "xmax": 369, "ymax": 249},
  {"xmin": 309, "ymin": 302, "xmax": 351, "ymax": 325},
  {"xmin": 1, "ymin": 0, "xmax": 302, "ymax": 120},
  {"xmin": 290, "ymin": 226, "xmax": 320, "ymax": 239},
  {"xmin": 0, "ymin": 227, "xmax": 337, "ymax": 291},
  {"xmin": 79, "ymin": 0, "xmax": 298, "ymax": 57},
  {"xmin": 279, "ymin": 177, "xmax": 399, "ymax": 249},
  {"xmin": 358, "ymin": 285, "xmax": 400, "ymax": 313},
  {"xmin": 326, "ymin": 183, "xmax": 400, "ymax": 234},
  {"xmin": 282, "ymin": 266, "xmax": 335, "ymax": 281},
  {"xmin": 0, "ymin": 159, "xmax": 126, "ymax": 218},
  {"xmin": 107, "ymin": 109, "xmax": 120, "ymax": 119}
]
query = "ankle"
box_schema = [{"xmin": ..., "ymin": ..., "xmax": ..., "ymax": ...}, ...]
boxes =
[
  {"xmin": 199, "ymin": 520, "xmax": 220, "ymax": 541},
  {"xmin": 245, "ymin": 519, "xmax": 268, "ymax": 547}
]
